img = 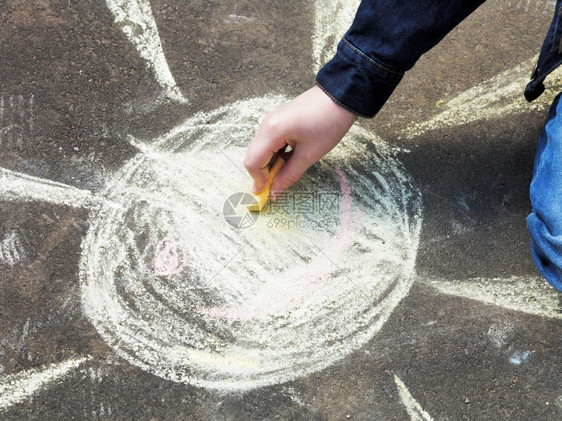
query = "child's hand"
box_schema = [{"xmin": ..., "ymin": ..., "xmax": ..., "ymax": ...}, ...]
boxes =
[{"xmin": 244, "ymin": 86, "xmax": 357, "ymax": 198}]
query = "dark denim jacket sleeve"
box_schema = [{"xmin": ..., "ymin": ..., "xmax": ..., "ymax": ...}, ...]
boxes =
[
  {"xmin": 525, "ymin": 0, "xmax": 562, "ymax": 102},
  {"xmin": 316, "ymin": 0, "xmax": 486, "ymax": 118}
]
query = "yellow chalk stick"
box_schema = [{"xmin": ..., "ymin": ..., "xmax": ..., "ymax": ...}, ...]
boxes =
[{"xmin": 248, "ymin": 157, "xmax": 286, "ymax": 212}]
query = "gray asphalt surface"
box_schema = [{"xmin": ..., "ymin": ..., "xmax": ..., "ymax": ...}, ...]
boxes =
[{"xmin": 1, "ymin": 0, "xmax": 561, "ymax": 420}]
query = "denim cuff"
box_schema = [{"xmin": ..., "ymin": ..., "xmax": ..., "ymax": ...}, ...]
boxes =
[{"xmin": 316, "ymin": 38, "xmax": 404, "ymax": 118}]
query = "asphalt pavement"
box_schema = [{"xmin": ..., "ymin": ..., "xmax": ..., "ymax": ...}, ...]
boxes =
[{"xmin": 0, "ymin": 0, "xmax": 561, "ymax": 420}]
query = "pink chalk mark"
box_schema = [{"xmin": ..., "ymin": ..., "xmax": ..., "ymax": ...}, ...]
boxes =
[
  {"xmin": 203, "ymin": 167, "xmax": 363, "ymax": 320},
  {"xmin": 152, "ymin": 236, "xmax": 187, "ymax": 277}
]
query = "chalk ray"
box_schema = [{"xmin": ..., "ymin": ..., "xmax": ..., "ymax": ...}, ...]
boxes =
[
  {"xmin": 0, "ymin": 356, "xmax": 92, "ymax": 413},
  {"xmin": 313, "ymin": 0, "xmax": 361, "ymax": 73},
  {"xmin": 403, "ymin": 55, "xmax": 562, "ymax": 138},
  {"xmin": 394, "ymin": 375, "xmax": 434, "ymax": 421},
  {"xmin": 105, "ymin": 0, "xmax": 187, "ymax": 103},
  {"xmin": 426, "ymin": 276, "xmax": 561, "ymax": 320},
  {"xmin": 0, "ymin": 231, "xmax": 25, "ymax": 266},
  {"xmin": 0, "ymin": 167, "xmax": 103, "ymax": 209}
]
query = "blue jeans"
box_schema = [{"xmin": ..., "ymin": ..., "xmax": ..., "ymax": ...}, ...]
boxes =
[{"xmin": 527, "ymin": 93, "xmax": 562, "ymax": 290}]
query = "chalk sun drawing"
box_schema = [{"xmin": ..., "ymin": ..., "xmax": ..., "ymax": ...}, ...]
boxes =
[
  {"xmin": 79, "ymin": 0, "xmax": 423, "ymax": 389},
  {"xmin": 79, "ymin": 95, "xmax": 423, "ymax": 390}
]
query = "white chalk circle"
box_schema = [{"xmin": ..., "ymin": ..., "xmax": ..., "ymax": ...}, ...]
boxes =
[{"xmin": 79, "ymin": 95, "xmax": 422, "ymax": 391}]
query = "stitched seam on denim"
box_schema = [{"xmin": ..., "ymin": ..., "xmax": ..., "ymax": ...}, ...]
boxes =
[
  {"xmin": 342, "ymin": 38, "xmax": 404, "ymax": 77},
  {"xmin": 315, "ymin": 79, "xmax": 372, "ymax": 119}
]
